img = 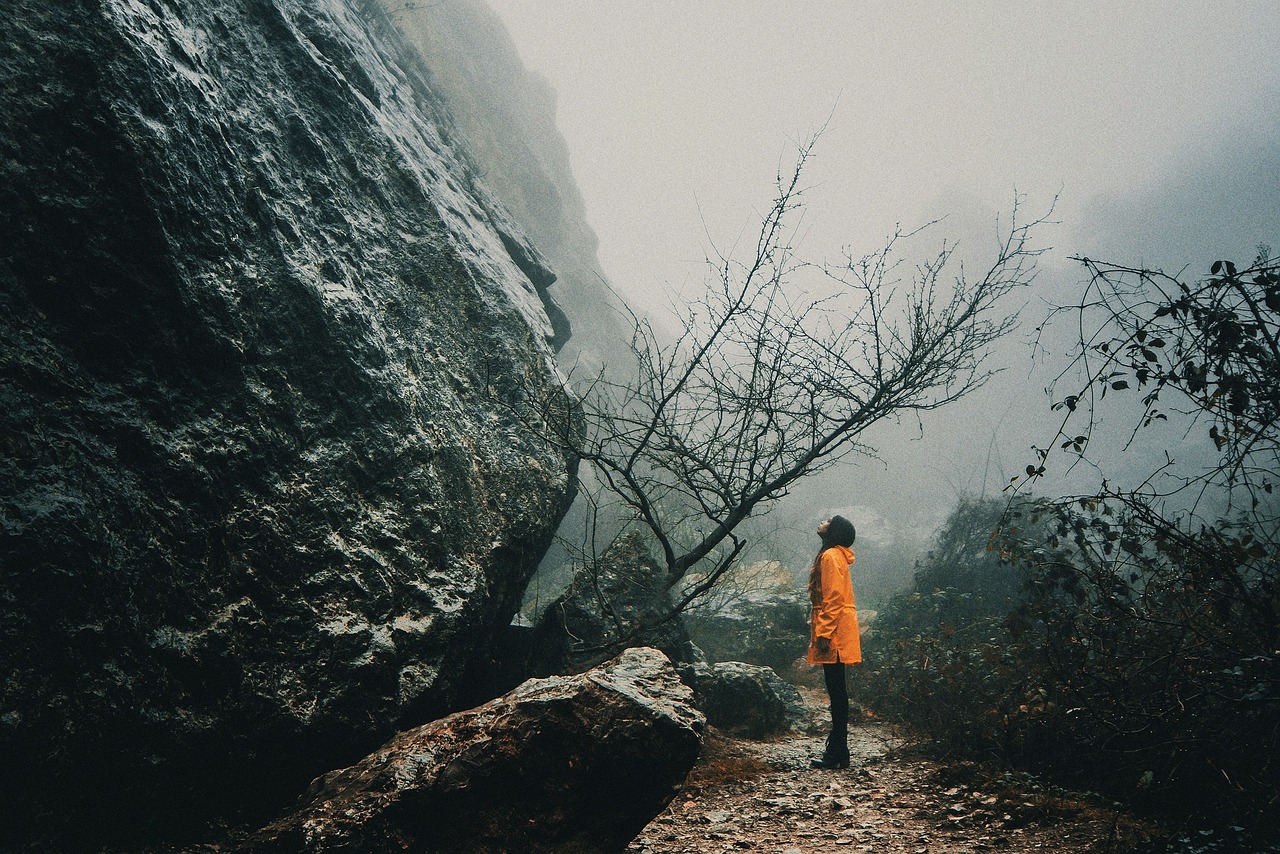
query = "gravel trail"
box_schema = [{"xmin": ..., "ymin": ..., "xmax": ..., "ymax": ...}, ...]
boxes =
[{"xmin": 629, "ymin": 689, "xmax": 1158, "ymax": 854}]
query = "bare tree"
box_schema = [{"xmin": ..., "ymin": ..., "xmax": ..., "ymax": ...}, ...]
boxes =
[{"xmin": 546, "ymin": 138, "xmax": 1050, "ymax": 620}]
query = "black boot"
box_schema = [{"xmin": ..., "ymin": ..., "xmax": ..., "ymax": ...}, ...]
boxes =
[{"xmin": 810, "ymin": 732, "xmax": 850, "ymax": 769}]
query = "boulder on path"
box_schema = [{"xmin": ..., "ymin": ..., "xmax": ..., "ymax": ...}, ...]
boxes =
[
  {"xmin": 244, "ymin": 647, "xmax": 704, "ymax": 854},
  {"xmin": 678, "ymin": 660, "xmax": 806, "ymax": 739},
  {"xmin": 525, "ymin": 532, "xmax": 700, "ymax": 676},
  {"xmin": 684, "ymin": 590, "xmax": 811, "ymax": 675}
]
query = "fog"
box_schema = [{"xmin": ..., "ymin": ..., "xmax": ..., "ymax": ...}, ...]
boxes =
[{"xmin": 484, "ymin": 1, "xmax": 1280, "ymax": 596}]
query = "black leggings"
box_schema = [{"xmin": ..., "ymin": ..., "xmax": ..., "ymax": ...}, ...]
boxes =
[{"xmin": 823, "ymin": 663, "xmax": 849, "ymax": 731}]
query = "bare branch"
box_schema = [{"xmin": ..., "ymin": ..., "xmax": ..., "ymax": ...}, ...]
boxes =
[{"xmin": 561, "ymin": 139, "xmax": 1049, "ymax": 599}]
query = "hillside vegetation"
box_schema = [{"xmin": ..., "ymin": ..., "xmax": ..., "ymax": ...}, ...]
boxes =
[{"xmin": 854, "ymin": 253, "xmax": 1280, "ymax": 849}]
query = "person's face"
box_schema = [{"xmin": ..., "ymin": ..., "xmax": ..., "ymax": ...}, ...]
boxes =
[{"xmin": 817, "ymin": 519, "xmax": 831, "ymax": 536}]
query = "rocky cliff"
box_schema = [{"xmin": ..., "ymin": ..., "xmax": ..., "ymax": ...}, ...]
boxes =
[
  {"xmin": 0, "ymin": 0, "xmax": 581, "ymax": 846},
  {"xmin": 382, "ymin": 0, "xmax": 632, "ymax": 375}
]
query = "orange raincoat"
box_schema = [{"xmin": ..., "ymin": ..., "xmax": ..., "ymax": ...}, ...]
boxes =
[{"xmin": 806, "ymin": 544, "xmax": 861, "ymax": 665}]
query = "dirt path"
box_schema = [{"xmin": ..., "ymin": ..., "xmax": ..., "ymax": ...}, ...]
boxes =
[{"xmin": 629, "ymin": 689, "xmax": 1158, "ymax": 854}]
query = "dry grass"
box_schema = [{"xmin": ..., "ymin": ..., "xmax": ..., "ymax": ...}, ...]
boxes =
[{"xmin": 679, "ymin": 728, "xmax": 774, "ymax": 790}]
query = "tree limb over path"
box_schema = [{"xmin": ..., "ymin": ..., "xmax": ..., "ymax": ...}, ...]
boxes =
[{"xmin": 543, "ymin": 135, "xmax": 1052, "ymax": 615}]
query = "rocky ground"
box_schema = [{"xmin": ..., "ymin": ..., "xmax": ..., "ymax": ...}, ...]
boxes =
[{"xmin": 629, "ymin": 688, "xmax": 1166, "ymax": 854}]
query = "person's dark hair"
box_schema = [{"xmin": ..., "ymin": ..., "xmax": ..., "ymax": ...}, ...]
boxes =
[{"xmin": 822, "ymin": 514, "xmax": 856, "ymax": 548}]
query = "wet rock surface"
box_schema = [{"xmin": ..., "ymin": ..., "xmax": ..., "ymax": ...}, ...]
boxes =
[
  {"xmin": 629, "ymin": 688, "xmax": 1162, "ymax": 854},
  {"xmin": 684, "ymin": 590, "xmax": 811, "ymax": 675},
  {"xmin": 527, "ymin": 532, "xmax": 698, "ymax": 676},
  {"xmin": 1, "ymin": 0, "xmax": 577, "ymax": 844},
  {"xmin": 677, "ymin": 660, "xmax": 806, "ymax": 740},
  {"xmin": 243, "ymin": 648, "xmax": 705, "ymax": 854},
  {"xmin": 389, "ymin": 0, "xmax": 631, "ymax": 374}
]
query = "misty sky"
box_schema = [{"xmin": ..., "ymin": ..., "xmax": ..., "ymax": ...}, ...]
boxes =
[{"xmin": 483, "ymin": 1, "xmax": 1280, "ymax": 561}]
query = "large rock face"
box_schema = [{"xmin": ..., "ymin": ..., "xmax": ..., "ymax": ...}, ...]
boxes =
[
  {"xmin": 0, "ymin": 0, "xmax": 578, "ymax": 845},
  {"xmin": 245, "ymin": 648, "xmax": 705, "ymax": 854}
]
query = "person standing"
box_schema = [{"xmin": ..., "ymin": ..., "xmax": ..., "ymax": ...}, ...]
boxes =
[{"xmin": 807, "ymin": 514, "xmax": 860, "ymax": 769}]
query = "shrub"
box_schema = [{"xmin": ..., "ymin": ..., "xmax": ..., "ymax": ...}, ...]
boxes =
[{"xmin": 855, "ymin": 496, "xmax": 1280, "ymax": 839}]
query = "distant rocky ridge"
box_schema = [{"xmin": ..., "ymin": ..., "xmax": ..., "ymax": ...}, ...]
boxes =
[
  {"xmin": 0, "ymin": 0, "xmax": 590, "ymax": 846},
  {"xmin": 387, "ymin": 0, "xmax": 631, "ymax": 376}
]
